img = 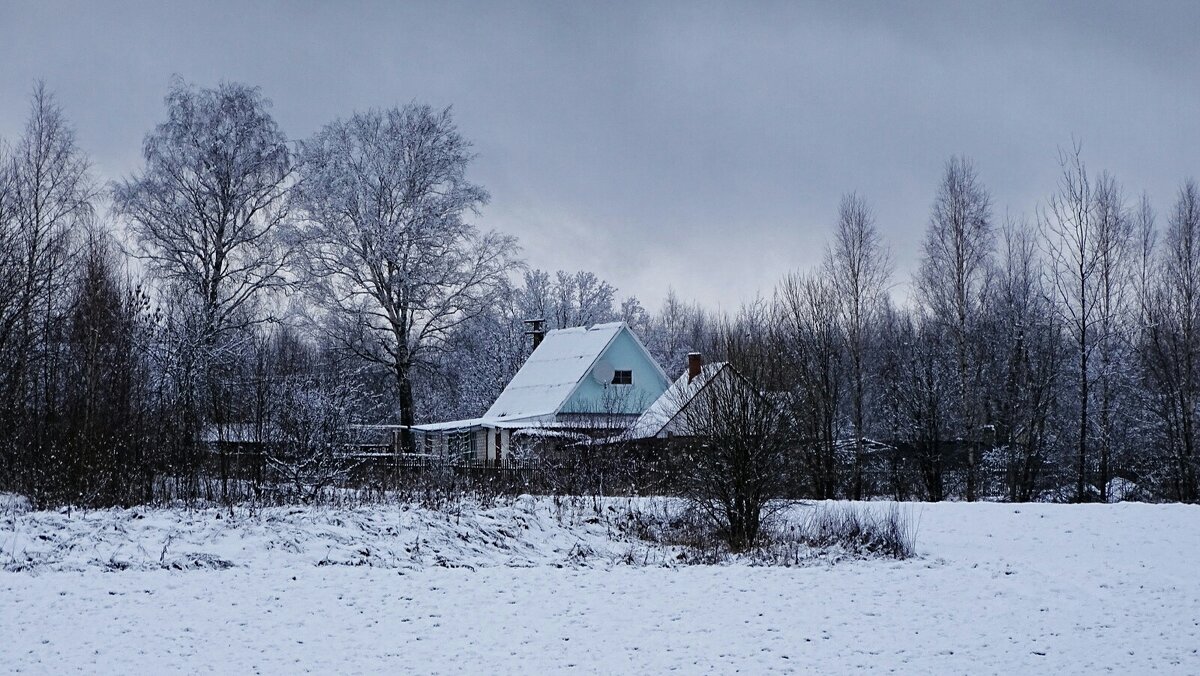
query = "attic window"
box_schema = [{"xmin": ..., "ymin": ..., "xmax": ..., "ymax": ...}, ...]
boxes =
[{"xmin": 612, "ymin": 370, "xmax": 633, "ymax": 385}]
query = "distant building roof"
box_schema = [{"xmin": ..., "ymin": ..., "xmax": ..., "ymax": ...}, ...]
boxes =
[
  {"xmin": 414, "ymin": 321, "xmax": 670, "ymax": 433},
  {"xmin": 627, "ymin": 362, "xmax": 730, "ymax": 439}
]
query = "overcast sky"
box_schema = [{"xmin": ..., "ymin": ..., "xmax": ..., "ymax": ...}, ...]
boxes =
[{"xmin": 3, "ymin": 1, "xmax": 1198, "ymax": 310}]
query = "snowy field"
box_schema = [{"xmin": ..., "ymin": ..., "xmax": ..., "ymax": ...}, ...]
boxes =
[{"xmin": 3, "ymin": 497, "xmax": 1199, "ymax": 674}]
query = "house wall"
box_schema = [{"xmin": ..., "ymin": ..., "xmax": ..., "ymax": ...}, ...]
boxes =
[
  {"xmin": 560, "ymin": 329, "xmax": 669, "ymax": 417},
  {"xmin": 474, "ymin": 428, "xmax": 489, "ymax": 463},
  {"xmin": 417, "ymin": 428, "xmax": 483, "ymax": 463},
  {"xmin": 411, "ymin": 425, "xmax": 514, "ymax": 465},
  {"xmin": 482, "ymin": 428, "xmax": 514, "ymax": 463}
]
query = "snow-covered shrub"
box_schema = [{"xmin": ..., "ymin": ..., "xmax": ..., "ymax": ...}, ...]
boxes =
[
  {"xmin": 262, "ymin": 370, "xmax": 366, "ymax": 502},
  {"xmin": 1, "ymin": 492, "xmax": 31, "ymax": 516},
  {"xmin": 616, "ymin": 499, "xmax": 708, "ymax": 547},
  {"xmin": 789, "ymin": 503, "xmax": 917, "ymax": 560}
]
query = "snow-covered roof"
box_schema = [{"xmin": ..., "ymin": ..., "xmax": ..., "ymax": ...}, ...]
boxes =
[
  {"xmin": 411, "ymin": 418, "xmax": 486, "ymax": 432},
  {"xmin": 627, "ymin": 362, "xmax": 729, "ymax": 439},
  {"xmin": 411, "ymin": 418, "xmax": 623, "ymax": 434},
  {"xmin": 482, "ymin": 322, "xmax": 629, "ymax": 423}
]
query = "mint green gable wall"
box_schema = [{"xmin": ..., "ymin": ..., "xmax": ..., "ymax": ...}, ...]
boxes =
[{"xmin": 559, "ymin": 329, "xmax": 669, "ymax": 416}]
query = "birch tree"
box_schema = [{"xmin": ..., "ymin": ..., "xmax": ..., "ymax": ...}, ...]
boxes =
[
  {"xmin": 114, "ymin": 79, "xmax": 292, "ymax": 347},
  {"xmin": 1141, "ymin": 182, "xmax": 1200, "ymax": 501},
  {"xmin": 916, "ymin": 156, "xmax": 993, "ymax": 500},
  {"xmin": 1039, "ymin": 143, "xmax": 1099, "ymax": 501},
  {"xmin": 1090, "ymin": 173, "xmax": 1134, "ymax": 500},
  {"xmin": 825, "ymin": 192, "xmax": 891, "ymax": 498},
  {"xmin": 113, "ymin": 79, "xmax": 291, "ymax": 500},
  {"xmin": 7, "ymin": 83, "xmax": 93, "ymax": 401},
  {"xmin": 1133, "ymin": 194, "xmax": 1158, "ymax": 330},
  {"xmin": 292, "ymin": 105, "xmax": 518, "ymax": 443},
  {"xmin": 0, "ymin": 83, "xmax": 94, "ymax": 499}
]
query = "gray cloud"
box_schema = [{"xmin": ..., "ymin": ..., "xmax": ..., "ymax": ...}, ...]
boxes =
[{"xmin": 2, "ymin": 1, "xmax": 1197, "ymax": 309}]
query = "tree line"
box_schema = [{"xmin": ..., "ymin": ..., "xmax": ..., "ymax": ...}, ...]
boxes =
[
  {"xmin": 0, "ymin": 79, "xmax": 1196, "ymax": 507},
  {"xmin": 698, "ymin": 149, "xmax": 1200, "ymax": 507}
]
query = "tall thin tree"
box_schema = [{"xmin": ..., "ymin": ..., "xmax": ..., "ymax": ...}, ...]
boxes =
[
  {"xmin": 0, "ymin": 83, "xmax": 93, "ymax": 500},
  {"xmin": 1039, "ymin": 142, "xmax": 1099, "ymax": 501},
  {"xmin": 916, "ymin": 156, "xmax": 993, "ymax": 501},
  {"xmin": 825, "ymin": 192, "xmax": 892, "ymax": 499},
  {"xmin": 1090, "ymin": 173, "xmax": 1134, "ymax": 500},
  {"xmin": 1142, "ymin": 182, "xmax": 1200, "ymax": 501}
]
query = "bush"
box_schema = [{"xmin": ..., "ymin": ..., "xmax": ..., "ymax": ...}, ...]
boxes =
[
  {"xmin": 792, "ymin": 503, "xmax": 918, "ymax": 560},
  {"xmin": 615, "ymin": 499, "xmax": 919, "ymax": 565},
  {"xmin": 1, "ymin": 492, "xmax": 31, "ymax": 516}
]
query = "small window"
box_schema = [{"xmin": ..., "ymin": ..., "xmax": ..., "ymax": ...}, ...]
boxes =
[{"xmin": 612, "ymin": 370, "xmax": 633, "ymax": 385}]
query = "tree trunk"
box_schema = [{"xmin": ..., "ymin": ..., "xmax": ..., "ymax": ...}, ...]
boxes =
[
  {"xmin": 852, "ymin": 352, "xmax": 865, "ymax": 500},
  {"xmin": 1099, "ymin": 371, "xmax": 1111, "ymax": 503},
  {"xmin": 396, "ymin": 361, "xmax": 416, "ymax": 453},
  {"xmin": 1077, "ymin": 346, "xmax": 1089, "ymax": 502}
]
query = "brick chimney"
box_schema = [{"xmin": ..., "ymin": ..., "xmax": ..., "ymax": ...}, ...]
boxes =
[
  {"xmin": 687, "ymin": 352, "xmax": 703, "ymax": 383},
  {"xmin": 523, "ymin": 318, "xmax": 546, "ymax": 351}
]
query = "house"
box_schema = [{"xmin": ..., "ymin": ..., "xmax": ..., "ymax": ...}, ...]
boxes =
[
  {"xmin": 411, "ymin": 321, "xmax": 672, "ymax": 465},
  {"xmin": 626, "ymin": 352, "xmax": 733, "ymax": 440}
]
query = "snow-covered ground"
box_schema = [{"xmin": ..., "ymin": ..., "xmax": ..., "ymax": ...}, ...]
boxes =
[
  {"xmin": 3, "ymin": 498, "xmax": 1199, "ymax": 673},
  {"xmin": 2, "ymin": 495, "xmax": 680, "ymax": 573}
]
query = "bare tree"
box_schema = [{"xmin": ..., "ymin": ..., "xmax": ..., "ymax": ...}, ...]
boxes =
[
  {"xmin": 0, "ymin": 83, "xmax": 94, "ymax": 500},
  {"xmin": 619, "ymin": 296, "xmax": 651, "ymax": 336},
  {"xmin": 825, "ymin": 192, "xmax": 892, "ymax": 498},
  {"xmin": 775, "ymin": 272, "xmax": 841, "ymax": 498},
  {"xmin": 114, "ymin": 79, "xmax": 292, "ymax": 346},
  {"xmin": 916, "ymin": 156, "xmax": 993, "ymax": 500},
  {"xmin": 428, "ymin": 284, "xmax": 529, "ymax": 421},
  {"xmin": 517, "ymin": 269, "xmax": 553, "ymax": 323},
  {"xmin": 645, "ymin": 288, "xmax": 710, "ymax": 374},
  {"xmin": 678, "ymin": 314, "xmax": 790, "ymax": 551},
  {"xmin": 551, "ymin": 270, "xmax": 617, "ymax": 328},
  {"xmin": 292, "ymin": 105, "xmax": 518, "ymax": 445},
  {"xmin": 1039, "ymin": 142, "xmax": 1100, "ymax": 501},
  {"xmin": 1140, "ymin": 181, "xmax": 1200, "ymax": 501},
  {"xmin": 1133, "ymin": 194, "xmax": 1158, "ymax": 330},
  {"xmin": 1090, "ymin": 173, "xmax": 1134, "ymax": 500},
  {"xmin": 1123, "ymin": 194, "xmax": 1160, "ymax": 493},
  {"xmin": 265, "ymin": 364, "xmax": 366, "ymax": 502},
  {"xmin": 113, "ymin": 78, "xmax": 292, "ymax": 501},
  {"xmin": 987, "ymin": 219, "xmax": 1063, "ymax": 501},
  {"xmin": 881, "ymin": 307, "xmax": 955, "ymax": 500},
  {"xmin": 61, "ymin": 229, "xmax": 154, "ymax": 505}
]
